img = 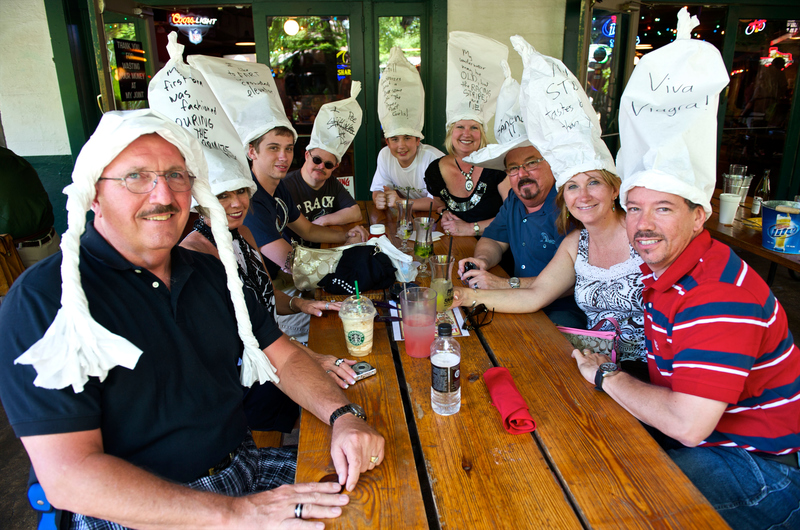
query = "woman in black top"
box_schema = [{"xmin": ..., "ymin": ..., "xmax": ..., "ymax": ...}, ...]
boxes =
[
  {"xmin": 424, "ymin": 119, "xmax": 510, "ymax": 235},
  {"xmin": 181, "ymin": 186, "xmax": 357, "ymax": 431}
]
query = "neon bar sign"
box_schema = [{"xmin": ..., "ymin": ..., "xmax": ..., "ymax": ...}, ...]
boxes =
[
  {"xmin": 170, "ymin": 13, "xmax": 217, "ymax": 26},
  {"xmin": 745, "ymin": 19, "xmax": 766, "ymax": 35}
]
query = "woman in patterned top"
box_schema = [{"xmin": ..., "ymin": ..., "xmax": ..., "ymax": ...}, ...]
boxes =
[
  {"xmin": 424, "ymin": 120, "xmax": 511, "ymax": 236},
  {"xmin": 453, "ymin": 170, "xmax": 647, "ymax": 380},
  {"xmin": 181, "ymin": 186, "xmax": 360, "ymax": 430}
]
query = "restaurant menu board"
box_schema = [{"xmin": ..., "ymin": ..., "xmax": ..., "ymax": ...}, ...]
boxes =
[{"xmin": 113, "ymin": 39, "xmax": 147, "ymax": 101}]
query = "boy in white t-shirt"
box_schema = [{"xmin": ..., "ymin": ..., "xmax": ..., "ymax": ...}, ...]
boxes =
[
  {"xmin": 371, "ymin": 135, "xmax": 444, "ymax": 211},
  {"xmin": 372, "ymin": 47, "xmax": 444, "ymax": 211}
]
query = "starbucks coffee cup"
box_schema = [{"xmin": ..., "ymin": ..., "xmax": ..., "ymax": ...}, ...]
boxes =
[{"xmin": 339, "ymin": 295, "xmax": 377, "ymax": 356}]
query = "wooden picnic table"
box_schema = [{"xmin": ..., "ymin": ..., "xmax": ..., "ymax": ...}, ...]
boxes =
[
  {"xmin": 296, "ymin": 201, "xmax": 728, "ymax": 529},
  {"xmin": 706, "ymin": 191, "xmax": 800, "ymax": 284}
]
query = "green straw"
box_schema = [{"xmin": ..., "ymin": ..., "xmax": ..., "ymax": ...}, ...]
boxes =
[{"xmin": 355, "ymin": 280, "xmax": 360, "ymax": 300}]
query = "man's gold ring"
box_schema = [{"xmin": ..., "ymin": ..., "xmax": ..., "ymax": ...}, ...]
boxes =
[{"xmin": 370, "ymin": 456, "xmax": 379, "ymax": 464}]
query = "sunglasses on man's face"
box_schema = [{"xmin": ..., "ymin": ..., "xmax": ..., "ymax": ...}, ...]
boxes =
[
  {"xmin": 462, "ymin": 304, "xmax": 494, "ymax": 331},
  {"xmin": 311, "ymin": 155, "xmax": 336, "ymax": 170}
]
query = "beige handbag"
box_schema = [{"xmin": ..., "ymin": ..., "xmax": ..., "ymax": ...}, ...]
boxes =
[{"xmin": 290, "ymin": 242, "xmax": 345, "ymax": 291}]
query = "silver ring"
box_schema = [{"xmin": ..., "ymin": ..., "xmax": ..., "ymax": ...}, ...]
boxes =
[
  {"xmin": 325, "ymin": 302, "xmax": 330, "ymax": 310},
  {"xmin": 294, "ymin": 503, "xmax": 303, "ymax": 518},
  {"xmin": 335, "ymin": 358, "xmax": 345, "ymax": 367},
  {"xmin": 326, "ymin": 369, "xmax": 333, "ymax": 373}
]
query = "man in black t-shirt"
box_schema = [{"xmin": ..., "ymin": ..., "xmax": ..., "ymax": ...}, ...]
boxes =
[
  {"xmin": 282, "ymin": 147, "xmax": 361, "ymax": 247},
  {"xmin": 0, "ymin": 111, "xmax": 384, "ymax": 528}
]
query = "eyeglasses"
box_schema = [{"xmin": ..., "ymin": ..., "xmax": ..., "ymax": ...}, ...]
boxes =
[
  {"xmin": 462, "ymin": 303, "xmax": 494, "ymax": 331},
  {"xmin": 505, "ymin": 157, "xmax": 545, "ymax": 177},
  {"xmin": 99, "ymin": 170, "xmax": 195, "ymax": 194},
  {"xmin": 311, "ymin": 156, "xmax": 336, "ymax": 170}
]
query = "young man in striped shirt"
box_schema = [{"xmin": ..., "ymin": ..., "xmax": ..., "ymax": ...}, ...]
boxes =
[
  {"xmin": 574, "ymin": 185, "xmax": 800, "ymax": 529},
  {"xmin": 573, "ymin": 9, "xmax": 799, "ymax": 528}
]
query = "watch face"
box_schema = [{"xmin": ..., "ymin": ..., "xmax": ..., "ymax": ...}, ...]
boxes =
[
  {"xmin": 350, "ymin": 404, "xmax": 365, "ymax": 416},
  {"xmin": 599, "ymin": 362, "xmax": 618, "ymax": 373}
]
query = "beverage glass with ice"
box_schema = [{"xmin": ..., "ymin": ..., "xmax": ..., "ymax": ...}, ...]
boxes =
[
  {"xmin": 399, "ymin": 287, "xmax": 437, "ymax": 358},
  {"xmin": 429, "ymin": 255, "xmax": 455, "ymax": 326}
]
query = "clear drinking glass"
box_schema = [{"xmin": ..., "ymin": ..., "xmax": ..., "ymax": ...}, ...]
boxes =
[
  {"xmin": 396, "ymin": 199, "xmax": 414, "ymax": 252},
  {"xmin": 413, "ymin": 217, "xmax": 434, "ymax": 276},
  {"xmin": 729, "ymin": 164, "xmax": 748, "ymax": 176},
  {"xmin": 429, "ymin": 255, "xmax": 455, "ymax": 326}
]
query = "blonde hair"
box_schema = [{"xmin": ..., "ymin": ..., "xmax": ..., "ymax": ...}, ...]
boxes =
[
  {"xmin": 555, "ymin": 170, "xmax": 623, "ymax": 234},
  {"xmin": 444, "ymin": 122, "xmax": 488, "ymax": 156}
]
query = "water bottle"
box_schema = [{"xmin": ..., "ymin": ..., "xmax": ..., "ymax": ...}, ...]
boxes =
[{"xmin": 431, "ymin": 323, "xmax": 461, "ymax": 415}]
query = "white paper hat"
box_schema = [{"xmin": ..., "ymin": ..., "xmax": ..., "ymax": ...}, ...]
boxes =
[
  {"xmin": 463, "ymin": 60, "xmax": 531, "ymax": 170},
  {"xmin": 378, "ymin": 47, "xmax": 425, "ymax": 138},
  {"xmin": 188, "ymin": 51, "xmax": 297, "ymax": 146},
  {"xmin": 151, "ymin": 35, "xmax": 256, "ymax": 199},
  {"xmin": 618, "ymin": 8, "xmax": 730, "ymax": 215},
  {"xmin": 306, "ymin": 81, "xmax": 363, "ymax": 163},
  {"xmin": 514, "ymin": 35, "xmax": 616, "ymax": 190},
  {"xmin": 14, "ymin": 109, "xmax": 279, "ymax": 393},
  {"xmin": 445, "ymin": 31, "xmax": 509, "ymax": 128}
]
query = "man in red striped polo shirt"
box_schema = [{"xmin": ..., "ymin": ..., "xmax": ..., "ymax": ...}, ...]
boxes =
[{"xmin": 573, "ymin": 8, "xmax": 800, "ymax": 529}]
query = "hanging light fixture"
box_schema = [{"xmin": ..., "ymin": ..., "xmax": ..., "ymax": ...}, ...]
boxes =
[{"xmin": 284, "ymin": 19, "xmax": 300, "ymax": 36}]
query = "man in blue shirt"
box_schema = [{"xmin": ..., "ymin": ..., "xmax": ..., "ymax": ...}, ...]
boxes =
[{"xmin": 460, "ymin": 145, "xmax": 584, "ymax": 326}]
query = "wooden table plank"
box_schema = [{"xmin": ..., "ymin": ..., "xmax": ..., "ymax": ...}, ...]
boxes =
[
  {"xmin": 296, "ymin": 309, "xmax": 428, "ymax": 529},
  {"xmin": 482, "ymin": 312, "xmax": 728, "ymax": 529},
  {"xmin": 386, "ymin": 231, "xmax": 582, "ymax": 528},
  {"xmin": 299, "ymin": 202, "xmax": 727, "ymax": 528},
  {"xmin": 436, "ymin": 228, "xmax": 727, "ymax": 528},
  {"xmin": 396, "ymin": 320, "xmax": 582, "ymax": 529}
]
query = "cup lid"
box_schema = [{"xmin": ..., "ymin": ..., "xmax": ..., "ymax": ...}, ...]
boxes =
[{"xmin": 340, "ymin": 295, "xmax": 377, "ymax": 317}]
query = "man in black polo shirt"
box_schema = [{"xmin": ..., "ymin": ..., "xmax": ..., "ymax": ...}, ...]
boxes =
[{"xmin": 0, "ymin": 110, "xmax": 383, "ymax": 528}]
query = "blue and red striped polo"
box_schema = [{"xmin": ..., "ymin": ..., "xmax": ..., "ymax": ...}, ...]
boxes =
[{"xmin": 642, "ymin": 230, "xmax": 800, "ymax": 454}]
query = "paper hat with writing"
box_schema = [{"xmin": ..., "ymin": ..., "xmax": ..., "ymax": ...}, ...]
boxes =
[
  {"xmin": 187, "ymin": 52, "xmax": 297, "ymax": 146},
  {"xmin": 514, "ymin": 35, "xmax": 615, "ymax": 190},
  {"xmin": 150, "ymin": 33, "xmax": 256, "ymax": 199},
  {"xmin": 618, "ymin": 8, "xmax": 729, "ymax": 215},
  {"xmin": 14, "ymin": 109, "xmax": 279, "ymax": 393},
  {"xmin": 463, "ymin": 60, "xmax": 531, "ymax": 170},
  {"xmin": 378, "ymin": 47, "xmax": 425, "ymax": 138},
  {"xmin": 306, "ymin": 81, "xmax": 363, "ymax": 163},
  {"xmin": 446, "ymin": 31, "xmax": 509, "ymax": 128}
]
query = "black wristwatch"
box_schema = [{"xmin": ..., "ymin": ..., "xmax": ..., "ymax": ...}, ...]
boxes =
[
  {"xmin": 329, "ymin": 403, "xmax": 367, "ymax": 426},
  {"xmin": 594, "ymin": 362, "xmax": 619, "ymax": 392}
]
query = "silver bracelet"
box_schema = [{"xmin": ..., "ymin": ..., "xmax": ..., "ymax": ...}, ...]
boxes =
[{"xmin": 289, "ymin": 296, "xmax": 300, "ymax": 313}]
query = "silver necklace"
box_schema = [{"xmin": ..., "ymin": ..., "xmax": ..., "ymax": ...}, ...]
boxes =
[{"xmin": 454, "ymin": 158, "xmax": 475, "ymax": 192}]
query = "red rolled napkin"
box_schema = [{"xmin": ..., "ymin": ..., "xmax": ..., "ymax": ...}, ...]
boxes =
[{"xmin": 483, "ymin": 367, "xmax": 537, "ymax": 434}]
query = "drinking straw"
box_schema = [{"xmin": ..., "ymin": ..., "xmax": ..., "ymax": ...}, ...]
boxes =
[
  {"xmin": 446, "ymin": 235, "xmax": 454, "ymax": 281},
  {"xmin": 425, "ymin": 202, "xmax": 434, "ymax": 242},
  {"xmin": 355, "ymin": 280, "xmax": 361, "ymax": 300}
]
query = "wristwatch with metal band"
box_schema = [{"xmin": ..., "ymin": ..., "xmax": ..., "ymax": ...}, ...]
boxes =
[
  {"xmin": 473, "ymin": 222, "xmax": 480, "ymax": 235},
  {"xmin": 508, "ymin": 277, "xmax": 521, "ymax": 289},
  {"xmin": 329, "ymin": 403, "xmax": 367, "ymax": 426},
  {"xmin": 594, "ymin": 362, "xmax": 619, "ymax": 391}
]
